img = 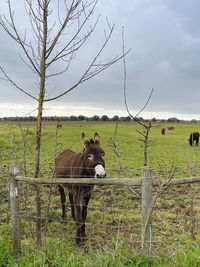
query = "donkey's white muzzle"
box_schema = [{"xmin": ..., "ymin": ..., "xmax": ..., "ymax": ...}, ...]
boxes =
[{"xmin": 95, "ymin": 164, "xmax": 106, "ymax": 178}]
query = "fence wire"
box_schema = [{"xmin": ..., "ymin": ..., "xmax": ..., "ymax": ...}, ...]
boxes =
[{"xmin": 1, "ymin": 167, "xmax": 200, "ymax": 257}]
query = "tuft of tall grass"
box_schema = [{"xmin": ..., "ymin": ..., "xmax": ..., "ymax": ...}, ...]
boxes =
[
  {"xmin": 0, "ymin": 237, "xmax": 12, "ymax": 266},
  {"xmin": 0, "ymin": 238, "xmax": 150, "ymax": 267},
  {"xmin": 2, "ymin": 238, "xmax": 200, "ymax": 267}
]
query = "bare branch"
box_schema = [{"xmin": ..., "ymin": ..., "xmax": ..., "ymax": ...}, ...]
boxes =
[
  {"xmin": 44, "ymin": 25, "xmax": 130, "ymax": 102},
  {"xmin": 0, "ymin": 0, "xmax": 40, "ymax": 75},
  {"xmin": 46, "ymin": 0, "xmax": 83, "ymax": 59},
  {"xmin": 0, "ymin": 66, "xmax": 37, "ymax": 101},
  {"xmin": 46, "ymin": 1, "xmax": 99, "ymax": 66},
  {"xmin": 122, "ymin": 26, "xmax": 154, "ymax": 166},
  {"xmin": 135, "ymin": 88, "xmax": 154, "ymax": 118},
  {"xmin": 108, "ymin": 122, "xmax": 141, "ymax": 200},
  {"xmin": 18, "ymin": 53, "xmax": 40, "ymax": 75},
  {"xmin": 122, "ymin": 27, "xmax": 154, "ymax": 125}
]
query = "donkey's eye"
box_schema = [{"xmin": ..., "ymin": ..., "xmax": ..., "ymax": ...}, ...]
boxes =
[
  {"xmin": 87, "ymin": 154, "xmax": 93, "ymax": 160},
  {"xmin": 101, "ymin": 152, "xmax": 105, "ymax": 158}
]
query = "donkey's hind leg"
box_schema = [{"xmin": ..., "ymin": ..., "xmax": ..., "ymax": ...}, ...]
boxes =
[
  {"xmin": 196, "ymin": 138, "xmax": 199, "ymax": 146},
  {"xmin": 58, "ymin": 185, "xmax": 67, "ymax": 222},
  {"xmin": 73, "ymin": 192, "xmax": 84, "ymax": 246}
]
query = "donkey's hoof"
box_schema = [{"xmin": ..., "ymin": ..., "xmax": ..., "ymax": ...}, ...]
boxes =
[
  {"xmin": 76, "ymin": 237, "xmax": 81, "ymax": 246},
  {"xmin": 81, "ymin": 233, "xmax": 87, "ymax": 239}
]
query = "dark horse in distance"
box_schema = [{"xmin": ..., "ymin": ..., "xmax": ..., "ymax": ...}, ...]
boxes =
[
  {"xmin": 55, "ymin": 132, "xmax": 106, "ymax": 245},
  {"xmin": 188, "ymin": 132, "xmax": 199, "ymax": 146},
  {"xmin": 161, "ymin": 128, "xmax": 165, "ymax": 135}
]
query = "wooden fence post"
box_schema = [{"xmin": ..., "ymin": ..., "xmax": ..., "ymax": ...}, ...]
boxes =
[
  {"xmin": 141, "ymin": 166, "xmax": 153, "ymax": 258},
  {"xmin": 9, "ymin": 162, "xmax": 21, "ymax": 255}
]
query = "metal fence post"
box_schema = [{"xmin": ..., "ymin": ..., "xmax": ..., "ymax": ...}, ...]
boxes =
[
  {"xmin": 141, "ymin": 166, "xmax": 153, "ymax": 258},
  {"xmin": 9, "ymin": 162, "xmax": 21, "ymax": 255}
]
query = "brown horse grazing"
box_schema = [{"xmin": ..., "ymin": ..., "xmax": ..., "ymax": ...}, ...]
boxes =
[
  {"xmin": 188, "ymin": 132, "xmax": 199, "ymax": 146},
  {"xmin": 161, "ymin": 128, "xmax": 165, "ymax": 135},
  {"xmin": 166, "ymin": 126, "xmax": 174, "ymax": 132},
  {"xmin": 57, "ymin": 122, "xmax": 62, "ymax": 128},
  {"xmin": 55, "ymin": 132, "xmax": 106, "ymax": 246}
]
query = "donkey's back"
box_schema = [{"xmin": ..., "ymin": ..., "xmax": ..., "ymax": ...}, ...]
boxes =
[{"xmin": 55, "ymin": 149, "xmax": 80, "ymax": 178}]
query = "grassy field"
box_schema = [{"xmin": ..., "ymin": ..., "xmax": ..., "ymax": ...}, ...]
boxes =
[
  {"xmin": 1, "ymin": 120, "xmax": 200, "ymax": 174},
  {"xmin": 1, "ymin": 121, "xmax": 200, "ymax": 266}
]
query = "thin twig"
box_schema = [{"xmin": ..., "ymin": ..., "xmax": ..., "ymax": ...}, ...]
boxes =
[
  {"xmin": 122, "ymin": 26, "xmax": 154, "ymax": 166},
  {"xmin": 108, "ymin": 122, "xmax": 141, "ymax": 200}
]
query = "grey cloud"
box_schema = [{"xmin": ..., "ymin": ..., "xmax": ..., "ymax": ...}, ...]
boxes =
[{"xmin": 1, "ymin": 0, "xmax": 200, "ymax": 119}]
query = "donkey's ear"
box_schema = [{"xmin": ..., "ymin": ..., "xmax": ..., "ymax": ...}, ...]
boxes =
[
  {"xmin": 82, "ymin": 133, "xmax": 89, "ymax": 148},
  {"xmin": 82, "ymin": 133, "xmax": 87, "ymax": 142},
  {"xmin": 94, "ymin": 132, "xmax": 100, "ymax": 145}
]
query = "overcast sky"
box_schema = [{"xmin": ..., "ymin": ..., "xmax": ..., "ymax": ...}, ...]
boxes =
[{"xmin": 1, "ymin": 0, "xmax": 200, "ymax": 120}]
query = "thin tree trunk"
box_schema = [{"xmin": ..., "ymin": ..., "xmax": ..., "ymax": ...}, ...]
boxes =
[
  {"xmin": 34, "ymin": 0, "xmax": 48, "ymax": 246},
  {"xmin": 44, "ymin": 124, "xmax": 59, "ymax": 241},
  {"xmin": 34, "ymin": 76, "xmax": 45, "ymax": 246},
  {"xmin": 34, "ymin": 99, "xmax": 43, "ymax": 246},
  {"xmin": 144, "ymin": 127, "xmax": 150, "ymax": 166}
]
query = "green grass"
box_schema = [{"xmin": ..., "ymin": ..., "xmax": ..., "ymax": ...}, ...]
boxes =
[
  {"xmin": 1, "ymin": 121, "xmax": 200, "ymax": 265},
  {"xmin": 1, "ymin": 237, "xmax": 200, "ymax": 266},
  {"xmin": 0, "ymin": 238, "xmax": 151, "ymax": 266},
  {"xmin": 1, "ymin": 121, "xmax": 200, "ymax": 174}
]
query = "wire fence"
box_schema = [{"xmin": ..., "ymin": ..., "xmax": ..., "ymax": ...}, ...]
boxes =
[
  {"xmin": 1, "ymin": 164, "xmax": 200, "ymax": 259},
  {"xmin": 18, "ymin": 185, "xmax": 141, "ymax": 251}
]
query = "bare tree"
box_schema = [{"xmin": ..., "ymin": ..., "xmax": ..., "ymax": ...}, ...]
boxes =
[
  {"xmin": 122, "ymin": 27, "xmax": 154, "ymax": 166},
  {"xmin": 0, "ymin": 0, "xmax": 128, "ymax": 177},
  {"xmin": 0, "ymin": 0, "xmax": 128, "ymax": 245}
]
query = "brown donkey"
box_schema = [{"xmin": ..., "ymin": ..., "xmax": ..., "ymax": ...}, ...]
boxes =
[{"xmin": 55, "ymin": 132, "xmax": 106, "ymax": 245}]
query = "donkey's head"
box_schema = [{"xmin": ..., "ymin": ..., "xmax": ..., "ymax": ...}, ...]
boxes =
[{"xmin": 82, "ymin": 132, "xmax": 106, "ymax": 178}]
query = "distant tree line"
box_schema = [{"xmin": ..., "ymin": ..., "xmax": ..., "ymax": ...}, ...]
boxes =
[
  {"xmin": 1, "ymin": 115, "xmax": 131, "ymax": 122},
  {"xmin": 0, "ymin": 116, "xmax": 198, "ymax": 123}
]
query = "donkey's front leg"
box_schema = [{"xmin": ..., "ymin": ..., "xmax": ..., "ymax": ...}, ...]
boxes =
[
  {"xmin": 81, "ymin": 195, "xmax": 91, "ymax": 239},
  {"xmin": 58, "ymin": 185, "xmax": 67, "ymax": 222}
]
